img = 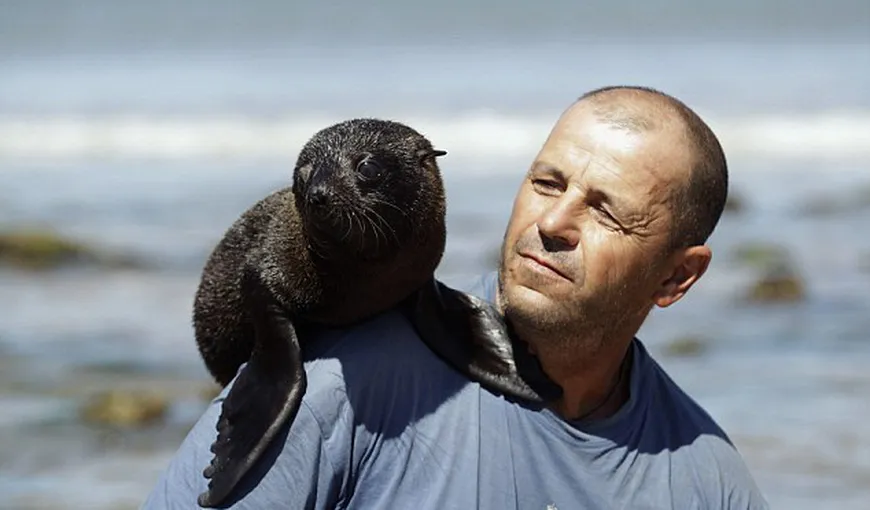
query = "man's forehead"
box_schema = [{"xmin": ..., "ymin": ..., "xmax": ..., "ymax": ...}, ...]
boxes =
[{"xmin": 536, "ymin": 107, "xmax": 684, "ymax": 193}]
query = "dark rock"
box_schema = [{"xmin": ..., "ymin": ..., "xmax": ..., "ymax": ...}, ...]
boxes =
[
  {"xmin": 731, "ymin": 242, "xmax": 791, "ymax": 270},
  {"xmin": 746, "ymin": 262, "xmax": 806, "ymax": 303},
  {"xmin": 723, "ymin": 191, "xmax": 746, "ymax": 213},
  {"xmin": 79, "ymin": 389, "xmax": 168, "ymax": 428},
  {"xmin": 0, "ymin": 228, "xmax": 147, "ymax": 271},
  {"xmin": 662, "ymin": 336, "xmax": 708, "ymax": 357},
  {"xmin": 731, "ymin": 242, "xmax": 806, "ymax": 303}
]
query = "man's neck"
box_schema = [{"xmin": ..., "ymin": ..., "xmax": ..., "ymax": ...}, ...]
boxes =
[
  {"xmin": 523, "ymin": 325, "xmax": 636, "ymax": 422},
  {"xmin": 493, "ymin": 282, "xmax": 640, "ymax": 421}
]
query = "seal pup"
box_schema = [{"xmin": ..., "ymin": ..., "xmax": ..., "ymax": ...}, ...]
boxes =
[
  {"xmin": 193, "ymin": 118, "xmax": 448, "ymax": 388},
  {"xmin": 193, "ymin": 118, "xmax": 561, "ymax": 507}
]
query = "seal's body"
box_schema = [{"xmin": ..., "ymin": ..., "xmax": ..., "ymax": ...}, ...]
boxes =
[
  {"xmin": 192, "ymin": 119, "xmax": 560, "ymax": 508},
  {"xmin": 193, "ymin": 119, "xmax": 447, "ymax": 507},
  {"xmin": 193, "ymin": 119, "xmax": 446, "ymax": 387}
]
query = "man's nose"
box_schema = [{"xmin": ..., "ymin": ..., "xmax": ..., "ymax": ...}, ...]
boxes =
[{"xmin": 537, "ymin": 197, "xmax": 581, "ymax": 249}]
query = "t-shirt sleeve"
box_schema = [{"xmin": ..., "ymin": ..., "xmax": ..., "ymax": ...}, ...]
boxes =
[
  {"xmin": 674, "ymin": 412, "xmax": 771, "ymax": 510},
  {"xmin": 726, "ymin": 480, "xmax": 771, "ymax": 510},
  {"xmin": 638, "ymin": 350, "xmax": 771, "ymax": 510},
  {"xmin": 715, "ymin": 443, "xmax": 771, "ymax": 510},
  {"xmin": 140, "ymin": 385, "xmax": 345, "ymax": 510}
]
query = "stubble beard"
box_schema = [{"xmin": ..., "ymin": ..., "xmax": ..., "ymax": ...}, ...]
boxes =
[{"xmin": 498, "ymin": 249, "xmax": 648, "ymax": 364}]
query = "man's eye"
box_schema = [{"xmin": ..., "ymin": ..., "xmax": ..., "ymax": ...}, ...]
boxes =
[
  {"xmin": 597, "ymin": 206, "xmax": 615, "ymax": 220},
  {"xmin": 590, "ymin": 204, "xmax": 615, "ymax": 222},
  {"xmin": 532, "ymin": 179, "xmax": 560, "ymax": 191}
]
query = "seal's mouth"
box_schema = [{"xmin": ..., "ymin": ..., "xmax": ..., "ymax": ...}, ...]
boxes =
[
  {"xmin": 302, "ymin": 193, "xmax": 343, "ymax": 233},
  {"xmin": 302, "ymin": 197, "xmax": 404, "ymax": 259}
]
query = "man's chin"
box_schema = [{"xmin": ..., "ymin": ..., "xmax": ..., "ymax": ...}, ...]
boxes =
[{"xmin": 503, "ymin": 284, "xmax": 558, "ymax": 317}]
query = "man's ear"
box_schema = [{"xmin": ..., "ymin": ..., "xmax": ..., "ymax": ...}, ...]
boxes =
[{"xmin": 653, "ymin": 245, "xmax": 712, "ymax": 308}]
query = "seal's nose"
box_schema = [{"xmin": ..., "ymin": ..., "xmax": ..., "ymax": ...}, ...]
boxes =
[{"xmin": 307, "ymin": 186, "xmax": 329, "ymax": 208}]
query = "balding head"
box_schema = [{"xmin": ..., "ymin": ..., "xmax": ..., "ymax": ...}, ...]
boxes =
[{"xmin": 575, "ymin": 86, "xmax": 728, "ymax": 248}]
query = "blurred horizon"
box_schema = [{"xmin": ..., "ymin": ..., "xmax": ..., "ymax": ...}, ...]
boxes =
[{"xmin": 3, "ymin": 0, "xmax": 869, "ymax": 55}]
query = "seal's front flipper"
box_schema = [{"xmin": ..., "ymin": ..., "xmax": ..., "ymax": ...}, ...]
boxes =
[
  {"xmin": 197, "ymin": 269, "xmax": 307, "ymax": 508},
  {"xmin": 405, "ymin": 278, "xmax": 562, "ymax": 405}
]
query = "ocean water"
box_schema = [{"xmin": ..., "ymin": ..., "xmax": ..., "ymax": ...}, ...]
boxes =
[{"xmin": 1, "ymin": 1, "xmax": 869, "ymax": 508}]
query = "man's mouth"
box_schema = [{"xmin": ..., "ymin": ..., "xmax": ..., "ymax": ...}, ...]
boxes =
[{"xmin": 518, "ymin": 252, "xmax": 573, "ymax": 282}]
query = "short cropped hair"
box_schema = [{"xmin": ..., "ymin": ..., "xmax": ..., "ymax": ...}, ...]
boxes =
[{"xmin": 577, "ymin": 85, "xmax": 728, "ymax": 248}]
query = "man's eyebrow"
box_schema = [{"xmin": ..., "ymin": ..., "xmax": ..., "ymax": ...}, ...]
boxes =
[
  {"xmin": 589, "ymin": 187, "xmax": 640, "ymax": 218},
  {"xmin": 529, "ymin": 162, "xmax": 566, "ymax": 181}
]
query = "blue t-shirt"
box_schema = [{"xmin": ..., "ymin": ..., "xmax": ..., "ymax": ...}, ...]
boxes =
[{"xmin": 143, "ymin": 272, "xmax": 768, "ymax": 509}]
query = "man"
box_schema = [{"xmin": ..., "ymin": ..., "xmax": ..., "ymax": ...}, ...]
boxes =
[{"xmin": 143, "ymin": 86, "xmax": 768, "ymax": 509}]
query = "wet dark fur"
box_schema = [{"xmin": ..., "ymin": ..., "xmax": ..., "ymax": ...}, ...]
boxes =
[
  {"xmin": 194, "ymin": 119, "xmax": 446, "ymax": 387},
  {"xmin": 191, "ymin": 118, "xmax": 561, "ymax": 508},
  {"xmin": 192, "ymin": 119, "xmax": 447, "ymax": 507}
]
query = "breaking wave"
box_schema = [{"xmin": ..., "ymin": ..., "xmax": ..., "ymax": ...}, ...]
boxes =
[{"xmin": 0, "ymin": 111, "xmax": 868, "ymax": 163}]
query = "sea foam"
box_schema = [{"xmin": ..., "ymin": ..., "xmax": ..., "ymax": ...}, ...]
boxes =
[{"xmin": 0, "ymin": 111, "xmax": 868, "ymax": 164}]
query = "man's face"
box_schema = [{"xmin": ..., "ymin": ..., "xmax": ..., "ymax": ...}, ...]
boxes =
[{"xmin": 499, "ymin": 101, "xmax": 692, "ymax": 342}]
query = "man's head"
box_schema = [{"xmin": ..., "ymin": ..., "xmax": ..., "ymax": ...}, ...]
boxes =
[{"xmin": 498, "ymin": 86, "xmax": 728, "ymax": 358}]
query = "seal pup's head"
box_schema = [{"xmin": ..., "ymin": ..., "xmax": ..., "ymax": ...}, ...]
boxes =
[{"xmin": 292, "ymin": 118, "xmax": 447, "ymax": 261}]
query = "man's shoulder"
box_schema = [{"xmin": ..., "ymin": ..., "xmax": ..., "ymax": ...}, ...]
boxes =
[
  {"xmin": 303, "ymin": 307, "xmax": 465, "ymax": 383},
  {"xmin": 634, "ymin": 342, "xmax": 769, "ymax": 508},
  {"xmin": 301, "ymin": 308, "xmax": 474, "ymax": 424},
  {"xmin": 299, "ymin": 272, "xmax": 498, "ymax": 410},
  {"xmin": 639, "ymin": 345, "xmax": 730, "ymax": 440}
]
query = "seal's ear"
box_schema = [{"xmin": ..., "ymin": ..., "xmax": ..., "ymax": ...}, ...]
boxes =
[{"xmin": 417, "ymin": 148, "xmax": 448, "ymax": 162}]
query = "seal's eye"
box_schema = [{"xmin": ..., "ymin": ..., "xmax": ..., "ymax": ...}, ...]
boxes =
[{"xmin": 356, "ymin": 158, "xmax": 384, "ymax": 182}]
